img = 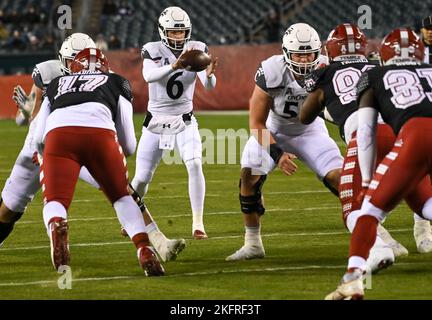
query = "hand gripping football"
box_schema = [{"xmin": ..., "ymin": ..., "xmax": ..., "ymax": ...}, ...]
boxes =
[{"xmin": 179, "ymin": 50, "xmax": 211, "ymax": 72}]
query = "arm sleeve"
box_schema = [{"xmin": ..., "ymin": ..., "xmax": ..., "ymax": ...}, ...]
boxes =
[
  {"xmin": 142, "ymin": 58, "xmax": 175, "ymax": 83},
  {"xmin": 357, "ymin": 107, "xmax": 378, "ymax": 186},
  {"xmin": 33, "ymin": 97, "xmax": 50, "ymax": 154},
  {"xmin": 255, "ymin": 64, "xmax": 268, "ymax": 93},
  {"xmin": 115, "ymin": 95, "xmax": 136, "ymax": 156},
  {"xmin": 32, "ymin": 66, "xmax": 44, "ymax": 90},
  {"xmin": 197, "ymin": 71, "xmax": 217, "ymax": 90}
]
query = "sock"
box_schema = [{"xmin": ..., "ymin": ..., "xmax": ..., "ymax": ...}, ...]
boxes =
[
  {"xmin": 421, "ymin": 198, "xmax": 432, "ymax": 220},
  {"xmin": 347, "ymin": 256, "xmax": 367, "ymax": 271},
  {"xmin": 113, "ymin": 196, "xmax": 146, "ymax": 239},
  {"xmin": 132, "ymin": 232, "xmax": 150, "ymax": 249},
  {"xmin": 43, "ymin": 201, "xmax": 67, "ymax": 234},
  {"xmin": 185, "ymin": 159, "xmax": 205, "ymax": 231},
  {"xmin": 349, "ymin": 215, "xmax": 379, "ymax": 261},
  {"xmin": 144, "ymin": 222, "xmax": 159, "ymax": 234},
  {"xmin": 245, "ymin": 225, "xmax": 261, "ymax": 246}
]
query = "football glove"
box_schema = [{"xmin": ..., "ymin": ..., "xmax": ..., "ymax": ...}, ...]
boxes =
[{"xmin": 12, "ymin": 85, "xmax": 34, "ymax": 120}]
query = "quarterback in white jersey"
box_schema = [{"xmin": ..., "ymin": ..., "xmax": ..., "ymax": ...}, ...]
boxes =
[
  {"xmin": 131, "ymin": 6, "xmax": 217, "ymax": 239},
  {"xmin": 226, "ymin": 23, "xmax": 344, "ymax": 261}
]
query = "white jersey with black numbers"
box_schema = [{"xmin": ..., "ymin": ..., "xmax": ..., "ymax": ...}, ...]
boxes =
[
  {"xmin": 141, "ymin": 40, "xmax": 210, "ymax": 116},
  {"xmin": 255, "ymin": 54, "xmax": 328, "ymax": 136}
]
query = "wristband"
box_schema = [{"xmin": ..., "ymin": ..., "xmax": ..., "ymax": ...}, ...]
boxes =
[{"xmin": 269, "ymin": 143, "xmax": 283, "ymax": 163}]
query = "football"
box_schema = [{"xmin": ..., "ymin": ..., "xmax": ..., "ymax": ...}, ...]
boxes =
[{"xmin": 179, "ymin": 49, "xmax": 211, "ymax": 72}]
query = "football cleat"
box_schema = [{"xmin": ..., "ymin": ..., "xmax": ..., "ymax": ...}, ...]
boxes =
[
  {"xmin": 414, "ymin": 220, "xmax": 432, "ymax": 253},
  {"xmin": 377, "ymin": 224, "xmax": 408, "ymax": 257},
  {"xmin": 325, "ymin": 269, "xmax": 364, "ymax": 300},
  {"xmin": 225, "ymin": 243, "xmax": 265, "ymax": 261},
  {"xmin": 154, "ymin": 237, "xmax": 186, "ymax": 262},
  {"xmin": 366, "ymin": 245, "xmax": 394, "ymax": 274},
  {"xmin": 193, "ymin": 230, "xmax": 208, "ymax": 240},
  {"xmin": 48, "ymin": 217, "xmax": 70, "ymax": 270},
  {"xmin": 137, "ymin": 246, "xmax": 165, "ymax": 276}
]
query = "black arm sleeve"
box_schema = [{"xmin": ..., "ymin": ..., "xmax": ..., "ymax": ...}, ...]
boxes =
[
  {"xmin": 32, "ymin": 66, "xmax": 44, "ymax": 89},
  {"xmin": 255, "ymin": 64, "xmax": 268, "ymax": 92}
]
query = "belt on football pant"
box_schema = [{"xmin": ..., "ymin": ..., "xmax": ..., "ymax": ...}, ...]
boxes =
[{"xmin": 143, "ymin": 111, "xmax": 194, "ymax": 128}]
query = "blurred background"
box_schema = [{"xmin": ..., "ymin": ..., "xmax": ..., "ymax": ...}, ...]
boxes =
[{"xmin": 0, "ymin": 0, "xmax": 430, "ymax": 116}]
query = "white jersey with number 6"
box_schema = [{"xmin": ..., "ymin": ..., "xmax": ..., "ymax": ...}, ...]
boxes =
[{"xmin": 141, "ymin": 40, "xmax": 214, "ymax": 115}]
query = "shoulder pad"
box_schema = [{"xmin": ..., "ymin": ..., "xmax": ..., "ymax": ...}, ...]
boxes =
[
  {"xmin": 261, "ymin": 55, "xmax": 285, "ymax": 89},
  {"xmin": 34, "ymin": 60, "xmax": 63, "ymax": 86}
]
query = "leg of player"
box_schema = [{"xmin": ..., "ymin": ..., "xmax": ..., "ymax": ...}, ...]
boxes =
[
  {"xmin": 184, "ymin": 158, "xmax": 207, "ymax": 239},
  {"xmin": 82, "ymin": 128, "xmax": 164, "ymax": 276},
  {"xmin": 413, "ymin": 213, "xmax": 432, "ymax": 253},
  {"xmin": 226, "ymin": 168, "xmax": 266, "ymax": 261},
  {"xmin": 0, "ymin": 201, "xmax": 23, "ymax": 246},
  {"xmin": 126, "ymin": 184, "xmax": 186, "ymax": 262},
  {"xmin": 323, "ymin": 168, "xmax": 341, "ymax": 197},
  {"xmin": 131, "ymin": 128, "xmax": 163, "ymax": 197}
]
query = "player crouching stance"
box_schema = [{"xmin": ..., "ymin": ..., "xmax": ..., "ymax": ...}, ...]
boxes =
[
  {"xmin": 326, "ymin": 29, "xmax": 432, "ymax": 299},
  {"xmin": 33, "ymin": 48, "xmax": 164, "ymax": 276},
  {"xmin": 226, "ymin": 23, "xmax": 343, "ymax": 261}
]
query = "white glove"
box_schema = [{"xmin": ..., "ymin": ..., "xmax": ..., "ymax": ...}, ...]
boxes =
[{"xmin": 12, "ymin": 85, "xmax": 34, "ymax": 120}]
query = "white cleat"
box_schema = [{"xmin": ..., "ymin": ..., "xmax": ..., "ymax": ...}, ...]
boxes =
[
  {"xmin": 226, "ymin": 244, "xmax": 265, "ymax": 261},
  {"xmin": 152, "ymin": 237, "xmax": 186, "ymax": 262},
  {"xmin": 377, "ymin": 224, "xmax": 408, "ymax": 257},
  {"xmin": 366, "ymin": 245, "xmax": 394, "ymax": 274},
  {"xmin": 414, "ymin": 220, "xmax": 432, "ymax": 254},
  {"xmin": 325, "ymin": 269, "xmax": 364, "ymax": 300}
]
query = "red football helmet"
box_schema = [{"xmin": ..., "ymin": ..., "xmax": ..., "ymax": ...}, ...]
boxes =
[
  {"xmin": 325, "ymin": 23, "xmax": 367, "ymax": 61},
  {"xmin": 380, "ymin": 28, "xmax": 424, "ymax": 65},
  {"xmin": 70, "ymin": 48, "xmax": 109, "ymax": 73}
]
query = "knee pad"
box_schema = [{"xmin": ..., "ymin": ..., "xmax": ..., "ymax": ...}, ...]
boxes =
[
  {"xmin": 128, "ymin": 183, "xmax": 146, "ymax": 213},
  {"xmin": 239, "ymin": 175, "xmax": 267, "ymax": 215}
]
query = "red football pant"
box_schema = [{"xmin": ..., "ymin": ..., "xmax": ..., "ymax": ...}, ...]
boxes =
[
  {"xmin": 366, "ymin": 118, "xmax": 432, "ymax": 214},
  {"xmin": 40, "ymin": 126, "xmax": 129, "ymax": 210}
]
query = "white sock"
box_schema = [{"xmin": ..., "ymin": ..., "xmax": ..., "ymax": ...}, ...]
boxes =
[
  {"xmin": 43, "ymin": 201, "xmax": 67, "ymax": 234},
  {"xmin": 422, "ymin": 198, "xmax": 432, "ymax": 221},
  {"xmin": 348, "ymin": 256, "xmax": 367, "ymax": 270},
  {"xmin": 414, "ymin": 212, "xmax": 427, "ymax": 222},
  {"xmin": 78, "ymin": 167, "xmax": 100, "ymax": 189},
  {"xmin": 245, "ymin": 225, "xmax": 261, "ymax": 245},
  {"xmin": 113, "ymin": 196, "xmax": 146, "ymax": 239},
  {"xmin": 144, "ymin": 222, "xmax": 159, "ymax": 234},
  {"xmin": 185, "ymin": 158, "xmax": 205, "ymax": 231}
]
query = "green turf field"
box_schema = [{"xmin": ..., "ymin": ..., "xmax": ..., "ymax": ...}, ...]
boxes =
[{"xmin": 1, "ymin": 113, "xmax": 432, "ymax": 300}]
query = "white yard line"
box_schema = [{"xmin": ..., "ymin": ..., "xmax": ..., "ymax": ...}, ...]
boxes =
[
  {"xmin": 1, "ymin": 227, "xmax": 412, "ymax": 252},
  {"xmin": 16, "ymin": 206, "xmax": 341, "ymax": 225}
]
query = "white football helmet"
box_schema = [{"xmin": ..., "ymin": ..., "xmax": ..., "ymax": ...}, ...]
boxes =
[
  {"xmin": 158, "ymin": 6, "xmax": 191, "ymax": 51},
  {"xmin": 282, "ymin": 23, "xmax": 321, "ymax": 76},
  {"xmin": 59, "ymin": 33, "xmax": 96, "ymax": 74}
]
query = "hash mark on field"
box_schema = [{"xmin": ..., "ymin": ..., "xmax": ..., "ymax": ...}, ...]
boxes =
[{"xmin": 1, "ymin": 228, "xmax": 412, "ymax": 252}]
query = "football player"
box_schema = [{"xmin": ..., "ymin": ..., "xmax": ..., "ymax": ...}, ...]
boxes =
[
  {"xmin": 226, "ymin": 23, "xmax": 344, "ymax": 261},
  {"xmin": 301, "ymin": 23, "xmax": 432, "ymax": 258},
  {"xmin": 326, "ymin": 28, "xmax": 432, "ymax": 300},
  {"xmin": 2, "ymin": 34, "xmax": 185, "ymax": 263},
  {"xmin": 32, "ymin": 48, "xmax": 164, "ymax": 276},
  {"xmin": 131, "ymin": 6, "xmax": 218, "ymax": 239}
]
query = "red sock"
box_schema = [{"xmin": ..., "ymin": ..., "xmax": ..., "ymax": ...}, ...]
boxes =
[
  {"xmin": 132, "ymin": 232, "xmax": 150, "ymax": 249},
  {"xmin": 349, "ymin": 215, "xmax": 379, "ymax": 260}
]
